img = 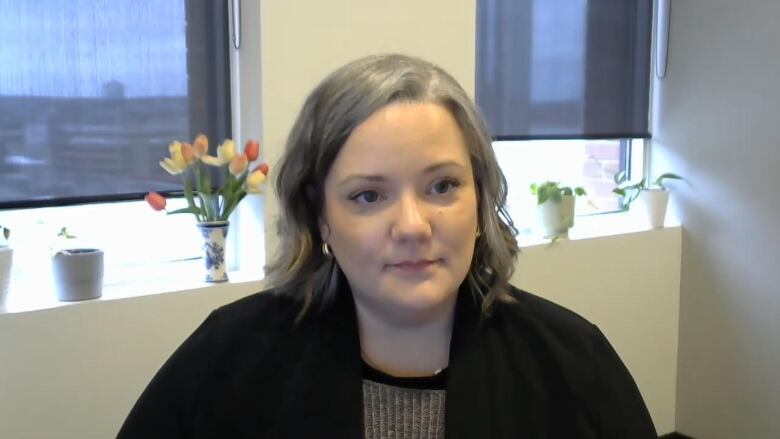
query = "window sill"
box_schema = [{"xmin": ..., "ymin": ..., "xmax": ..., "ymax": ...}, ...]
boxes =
[
  {"xmin": 514, "ymin": 209, "xmax": 681, "ymax": 249},
  {"xmin": 1, "ymin": 210, "xmax": 678, "ymax": 316},
  {"xmin": 1, "ymin": 258, "xmax": 265, "ymax": 315}
]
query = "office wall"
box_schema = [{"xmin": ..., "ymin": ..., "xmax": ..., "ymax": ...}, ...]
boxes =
[
  {"xmin": 651, "ymin": 0, "xmax": 780, "ymax": 437},
  {"xmin": 0, "ymin": 229, "xmax": 679, "ymax": 438},
  {"xmin": 0, "ymin": 282, "xmax": 263, "ymax": 439}
]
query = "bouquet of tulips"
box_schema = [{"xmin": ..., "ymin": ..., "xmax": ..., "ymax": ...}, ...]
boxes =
[{"xmin": 145, "ymin": 134, "xmax": 269, "ymax": 222}]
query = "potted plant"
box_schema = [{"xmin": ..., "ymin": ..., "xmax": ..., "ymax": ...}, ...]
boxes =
[
  {"xmin": 530, "ymin": 182, "xmax": 587, "ymax": 239},
  {"xmin": 0, "ymin": 226, "xmax": 11, "ymax": 309},
  {"xmin": 144, "ymin": 134, "xmax": 270, "ymax": 282},
  {"xmin": 613, "ymin": 171, "xmax": 683, "ymax": 228},
  {"xmin": 51, "ymin": 227, "xmax": 104, "ymax": 302}
]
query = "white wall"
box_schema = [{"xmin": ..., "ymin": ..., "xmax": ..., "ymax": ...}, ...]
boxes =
[
  {"xmin": 0, "ymin": 282, "xmax": 262, "ymax": 439},
  {"xmin": 651, "ymin": 1, "xmax": 780, "ymax": 437},
  {"xmin": 0, "ymin": 230, "xmax": 680, "ymax": 438}
]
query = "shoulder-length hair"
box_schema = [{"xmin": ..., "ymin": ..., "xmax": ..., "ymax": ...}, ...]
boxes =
[{"xmin": 265, "ymin": 54, "xmax": 518, "ymax": 316}]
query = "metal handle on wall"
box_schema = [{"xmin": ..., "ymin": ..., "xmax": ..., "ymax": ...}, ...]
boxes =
[
  {"xmin": 232, "ymin": 0, "xmax": 241, "ymax": 50},
  {"xmin": 656, "ymin": 0, "xmax": 671, "ymax": 78}
]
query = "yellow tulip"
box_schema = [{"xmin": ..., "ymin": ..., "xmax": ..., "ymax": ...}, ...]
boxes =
[
  {"xmin": 202, "ymin": 139, "xmax": 236, "ymax": 166},
  {"xmin": 245, "ymin": 168, "xmax": 267, "ymax": 193},
  {"xmin": 159, "ymin": 141, "xmax": 189, "ymax": 175}
]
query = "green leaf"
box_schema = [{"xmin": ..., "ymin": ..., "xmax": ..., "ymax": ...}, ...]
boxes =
[
  {"xmin": 574, "ymin": 187, "xmax": 586, "ymax": 196},
  {"xmin": 655, "ymin": 172, "xmax": 683, "ymax": 190},
  {"xmin": 57, "ymin": 227, "xmax": 77, "ymax": 239},
  {"xmin": 198, "ymin": 193, "xmax": 216, "ymax": 221},
  {"xmin": 538, "ymin": 191, "xmax": 549, "ymax": 205},
  {"xmin": 167, "ymin": 207, "xmax": 203, "ymax": 215},
  {"xmin": 561, "ymin": 187, "xmax": 573, "ymax": 196},
  {"xmin": 202, "ymin": 168, "xmax": 212, "ymax": 196},
  {"xmin": 614, "ymin": 171, "xmax": 627, "ymax": 185},
  {"xmin": 550, "ymin": 191, "xmax": 563, "ymax": 203},
  {"xmin": 220, "ymin": 190, "xmax": 247, "ymax": 221},
  {"xmin": 530, "ymin": 183, "xmax": 538, "ymax": 195},
  {"xmin": 613, "ymin": 188, "xmax": 626, "ymax": 196}
]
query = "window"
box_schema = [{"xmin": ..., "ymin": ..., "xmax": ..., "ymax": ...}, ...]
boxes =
[
  {"xmin": 476, "ymin": 0, "xmax": 653, "ymax": 232},
  {"xmin": 493, "ymin": 138, "xmax": 645, "ymax": 234},
  {"xmin": 0, "ymin": 0, "xmax": 231, "ymax": 207},
  {"xmin": 0, "ymin": 0, "xmax": 235, "ymax": 301}
]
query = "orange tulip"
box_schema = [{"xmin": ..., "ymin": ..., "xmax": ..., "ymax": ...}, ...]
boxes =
[
  {"xmin": 256, "ymin": 163, "xmax": 269, "ymax": 176},
  {"xmin": 180, "ymin": 142, "xmax": 196, "ymax": 164},
  {"xmin": 193, "ymin": 134, "xmax": 208, "ymax": 158},
  {"xmin": 244, "ymin": 140, "xmax": 260, "ymax": 162},
  {"xmin": 229, "ymin": 154, "xmax": 249, "ymax": 176},
  {"xmin": 145, "ymin": 192, "xmax": 167, "ymax": 211}
]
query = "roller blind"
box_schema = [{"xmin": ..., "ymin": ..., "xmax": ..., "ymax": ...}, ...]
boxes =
[{"xmin": 476, "ymin": 0, "xmax": 653, "ymax": 140}]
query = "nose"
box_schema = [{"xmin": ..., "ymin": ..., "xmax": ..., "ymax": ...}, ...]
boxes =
[{"xmin": 390, "ymin": 192, "xmax": 432, "ymax": 242}]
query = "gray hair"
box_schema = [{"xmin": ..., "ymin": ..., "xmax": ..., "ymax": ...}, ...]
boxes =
[{"xmin": 265, "ymin": 54, "xmax": 518, "ymax": 316}]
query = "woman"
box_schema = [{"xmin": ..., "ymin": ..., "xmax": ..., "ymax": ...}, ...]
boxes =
[{"xmin": 119, "ymin": 54, "xmax": 657, "ymax": 438}]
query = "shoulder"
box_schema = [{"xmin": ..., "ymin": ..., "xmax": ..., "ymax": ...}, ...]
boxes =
[
  {"xmin": 484, "ymin": 285, "xmax": 610, "ymax": 366},
  {"xmin": 210, "ymin": 288, "xmax": 302, "ymax": 329},
  {"xmin": 495, "ymin": 285, "xmax": 599, "ymax": 339},
  {"xmin": 201, "ymin": 288, "xmax": 309, "ymax": 349}
]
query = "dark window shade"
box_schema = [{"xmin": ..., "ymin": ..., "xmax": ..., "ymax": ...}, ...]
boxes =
[
  {"xmin": 476, "ymin": 0, "xmax": 652, "ymax": 140},
  {"xmin": 0, "ymin": 0, "xmax": 231, "ymax": 209}
]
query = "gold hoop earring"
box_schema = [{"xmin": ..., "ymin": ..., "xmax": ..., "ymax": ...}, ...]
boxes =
[{"xmin": 322, "ymin": 242, "xmax": 332, "ymax": 256}]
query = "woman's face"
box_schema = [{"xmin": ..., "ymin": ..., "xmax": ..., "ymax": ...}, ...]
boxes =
[{"xmin": 320, "ymin": 102, "xmax": 479, "ymax": 324}]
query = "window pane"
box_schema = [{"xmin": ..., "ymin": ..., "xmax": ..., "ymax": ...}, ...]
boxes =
[
  {"xmin": 0, "ymin": 0, "xmax": 230, "ymax": 207},
  {"xmin": 494, "ymin": 139, "xmax": 641, "ymax": 234}
]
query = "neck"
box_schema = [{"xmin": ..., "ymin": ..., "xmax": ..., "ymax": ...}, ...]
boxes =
[{"xmin": 354, "ymin": 295, "xmax": 457, "ymax": 378}]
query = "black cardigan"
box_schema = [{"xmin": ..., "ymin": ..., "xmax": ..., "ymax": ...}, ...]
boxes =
[{"xmin": 118, "ymin": 285, "xmax": 658, "ymax": 438}]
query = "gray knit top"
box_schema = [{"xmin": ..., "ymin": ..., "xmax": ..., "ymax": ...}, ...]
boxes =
[{"xmin": 362, "ymin": 361, "xmax": 447, "ymax": 439}]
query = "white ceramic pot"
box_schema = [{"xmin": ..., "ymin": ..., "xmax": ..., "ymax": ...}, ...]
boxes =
[
  {"xmin": 52, "ymin": 249, "xmax": 104, "ymax": 301},
  {"xmin": 536, "ymin": 195, "xmax": 575, "ymax": 238},
  {"xmin": 0, "ymin": 246, "xmax": 12, "ymax": 310},
  {"xmin": 638, "ymin": 189, "xmax": 670, "ymax": 228}
]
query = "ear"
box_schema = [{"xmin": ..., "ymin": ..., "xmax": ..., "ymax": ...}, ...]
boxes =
[{"xmin": 319, "ymin": 218, "xmax": 330, "ymax": 242}]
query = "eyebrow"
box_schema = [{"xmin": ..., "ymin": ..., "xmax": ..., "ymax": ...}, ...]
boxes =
[{"xmin": 336, "ymin": 161, "xmax": 467, "ymax": 187}]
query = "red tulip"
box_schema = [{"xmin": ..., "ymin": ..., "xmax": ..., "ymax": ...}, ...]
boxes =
[
  {"xmin": 244, "ymin": 140, "xmax": 260, "ymax": 162},
  {"xmin": 145, "ymin": 192, "xmax": 167, "ymax": 211},
  {"xmin": 256, "ymin": 163, "xmax": 269, "ymax": 176}
]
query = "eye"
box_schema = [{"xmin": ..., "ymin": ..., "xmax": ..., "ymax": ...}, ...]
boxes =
[
  {"xmin": 350, "ymin": 190, "xmax": 382, "ymax": 204},
  {"xmin": 430, "ymin": 179, "xmax": 460, "ymax": 195}
]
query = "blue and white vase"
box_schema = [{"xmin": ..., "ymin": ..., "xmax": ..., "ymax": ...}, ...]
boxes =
[{"xmin": 197, "ymin": 221, "xmax": 229, "ymax": 282}]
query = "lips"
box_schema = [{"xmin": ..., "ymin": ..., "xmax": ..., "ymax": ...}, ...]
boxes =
[{"xmin": 391, "ymin": 259, "xmax": 440, "ymax": 271}]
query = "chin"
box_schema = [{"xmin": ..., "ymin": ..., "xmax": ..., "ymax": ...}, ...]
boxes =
[{"xmin": 382, "ymin": 280, "xmax": 459, "ymax": 317}]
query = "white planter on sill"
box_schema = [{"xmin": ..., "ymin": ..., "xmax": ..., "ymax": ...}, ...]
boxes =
[
  {"xmin": 52, "ymin": 248, "xmax": 104, "ymax": 301},
  {"xmin": 638, "ymin": 189, "xmax": 670, "ymax": 229},
  {"xmin": 536, "ymin": 195, "xmax": 576, "ymax": 239}
]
